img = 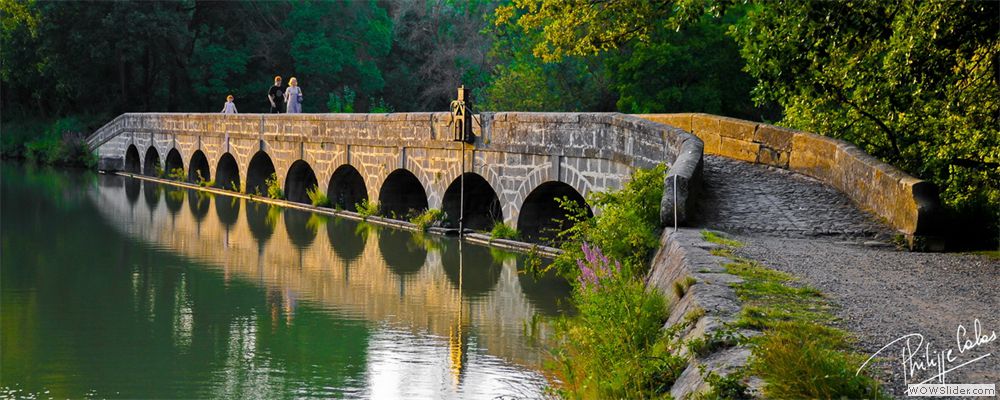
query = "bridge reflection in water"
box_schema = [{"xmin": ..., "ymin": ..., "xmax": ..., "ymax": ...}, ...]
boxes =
[{"xmin": 89, "ymin": 174, "xmax": 572, "ymax": 396}]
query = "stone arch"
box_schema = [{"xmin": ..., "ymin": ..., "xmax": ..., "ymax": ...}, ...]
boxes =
[
  {"xmin": 517, "ymin": 181, "xmax": 593, "ymax": 243},
  {"xmin": 164, "ymin": 148, "xmax": 184, "ymax": 177},
  {"xmin": 327, "ymin": 164, "xmax": 368, "ymax": 211},
  {"xmin": 442, "ymin": 173, "xmax": 503, "ymax": 231},
  {"xmin": 284, "ymin": 160, "xmax": 318, "ymax": 205},
  {"xmin": 246, "ymin": 151, "xmax": 276, "ymax": 196},
  {"xmin": 142, "ymin": 146, "xmax": 161, "ymax": 176},
  {"xmin": 379, "ymin": 169, "xmax": 428, "ymax": 219},
  {"xmin": 188, "ymin": 150, "xmax": 211, "ymax": 183},
  {"xmin": 215, "ymin": 152, "xmax": 241, "ymax": 192},
  {"xmin": 124, "ymin": 144, "xmax": 141, "ymax": 173}
]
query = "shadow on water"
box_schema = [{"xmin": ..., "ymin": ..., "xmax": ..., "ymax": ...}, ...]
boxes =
[
  {"xmin": 441, "ymin": 241, "xmax": 502, "ymax": 299},
  {"xmin": 378, "ymin": 227, "xmax": 428, "ymax": 277}
]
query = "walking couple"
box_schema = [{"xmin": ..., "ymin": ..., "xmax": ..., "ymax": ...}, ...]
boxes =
[{"xmin": 268, "ymin": 76, "xmax": 303, "ymax": 114}]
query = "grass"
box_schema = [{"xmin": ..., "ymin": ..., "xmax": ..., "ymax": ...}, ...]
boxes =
[
  {"xmin": 702, "ymin": 230, "xmax": 744, "ymax": 248},
  {"xmin": 306, "ymin": 185, "xmax": 330, "ymax": 207},
  {"xmin": 701, "ymin": 230, "xmax": 887, "ymax": 399},
  {"xmin": 265, "ymin": 172, "xmax": 283, "ymax": 199},
  {"xmin": 356, "ymin": 199, "xmax": 379, "ymax": 220},
  {"xmin": 410, "ymin": 208, "xmax": 444, "ymax": 232},
  {"xmin": 489, "ymin": 221, "xmax": 520, "ymax": 240}
]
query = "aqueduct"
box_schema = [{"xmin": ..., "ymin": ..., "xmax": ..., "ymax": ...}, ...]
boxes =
[{"xmin": 88, "ymin": 112, "xmax": 701, "ymax": 239}]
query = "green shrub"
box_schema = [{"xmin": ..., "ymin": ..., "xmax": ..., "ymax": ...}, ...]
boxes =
[
  {"xmin": 550, "ymin": 242, "xmax": 685, "ymax": 398},
  {"xmin": 489, "ymin": 221, "xmax": 520, "ymax": 240},
  {"xmin": 552, "ymin": 164, "xmax": 666, "ymax": 277},
  {"xmin": 306, "ymin": 185, "xmax": 330, "ymax": 207},
  {"xmin": 410, "ymin": 208, "xmax": 444, "ymax": 232},
  {"xmin": 356, "ymin": 199, "xmax": 380, "ymax": 220},
  {"xmin": 265, "ymin": 172, "xmax": 283, "ymax": 199},
  {"xmin": 167, "ymin": 167, "xmax": 185, "ymax": 181}
]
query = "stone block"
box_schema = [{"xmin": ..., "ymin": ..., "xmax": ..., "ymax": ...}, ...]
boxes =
[
  {"xmin": 718, "ymin": 136, "xmax": 760, "ymax": 162},
  {"xmin": 717, "ymin": 117, "xmax": 757, "ymax": 141},
  {"xmin": 691, "ymin": 114, "xmax": 721, "ymax": 136},
  {"xmin": 753, "ymin": 124, "xmax": 795, "ymax": 152}
]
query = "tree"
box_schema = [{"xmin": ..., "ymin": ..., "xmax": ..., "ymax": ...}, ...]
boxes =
[{"xmin": 731, "ymin": 0, "xmax": 999, "ymax": 238}]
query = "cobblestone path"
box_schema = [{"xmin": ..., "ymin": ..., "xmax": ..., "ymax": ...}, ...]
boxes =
[
  {"xmin": 691, "ymin": 155, "xmax": 893, "ymax": 238},
  {"xmin": 692, "ymin": 155, "xmax": 1000, "ymax": 397}
]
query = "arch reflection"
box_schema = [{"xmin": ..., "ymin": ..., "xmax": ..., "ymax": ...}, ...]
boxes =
[
  {"xmin": 283, "ymin": 208, "xmax": 317, "ymax": 250},
  {"xmin": 441, "ymin": 241, "xmax": 502, "ymax": 299},
  {"xmin": 377, "ymin": 228, "xmax": 428, "ymax": 277}
]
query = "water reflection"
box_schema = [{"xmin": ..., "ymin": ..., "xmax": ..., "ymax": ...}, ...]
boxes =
[
  {"xmin": 124, "ymin": 177, "xmax": 140, "ymax": 206},
  {"xmin": 283, "ymin": 208, "xmax": 317, "ymax": 249},
  {"xmin": 245, "ymin": 202, "xmax": 274, "ymax": 244},
  {"xmin": 188, "ymin": 191, "xmax": 210, "ymax": 222},
  {"xmin": 327, "ymin": 218, "xmax": 366, "ymax": 262},
  {"xmin": 378, "ymin": 227, "xmax": 428, "ymax": 277},
  {"xmin": 441, "ymin": 241, "xmax": 502, "ymax": 299},
  {"xmin": 3, "ymin": 168, "xmax": 569, "ymax": 399},
  {"xmin": 143, "ymin": 181, "xmax": 160, "ymax": 213},
  {"xmin": 165, "ymin": 187, "xmax": 185, "ymax": 216},
  {"xmin": 215, "ymin": 194, "xmax": 240, "ymax": 230}
]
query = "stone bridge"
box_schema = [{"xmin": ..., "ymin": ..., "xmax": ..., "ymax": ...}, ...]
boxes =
[{"xmin": 88, "ymin": 112, "xmax": 701, "ymax": 240}]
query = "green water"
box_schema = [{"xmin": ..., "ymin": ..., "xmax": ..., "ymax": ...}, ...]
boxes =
[{"xmin": 1, "ymin": 164, "xmax": 571, "ymax": 399}]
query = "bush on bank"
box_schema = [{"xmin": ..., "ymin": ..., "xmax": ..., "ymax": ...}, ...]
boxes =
[
  {"xmin": 543, "ymin": 165, "xmax": 687, "ymax": 397},
  {"xmin": 2, "ymin": 116, "xmax": 100, "ymax": 168}
]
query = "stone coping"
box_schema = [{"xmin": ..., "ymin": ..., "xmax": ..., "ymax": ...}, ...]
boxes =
[{"xmin": 638, "ymin": 113, "xmax": 941, "ymax": 240}]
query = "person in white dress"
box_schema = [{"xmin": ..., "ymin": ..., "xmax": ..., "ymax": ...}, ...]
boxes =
[
  {"xmin": 221, "ymin": 95, "xmax": 238, "ymax": 114},
  {"xmin": 284, "ymin": 77, "xmax": 302, "ymax": 114}
]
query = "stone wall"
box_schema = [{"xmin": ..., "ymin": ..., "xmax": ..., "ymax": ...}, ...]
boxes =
[
  {"xmin": 638, "ymin": 113, "xmax": 940, "ymax": 239},
  {"xmin": 646, "ymin": 228, "xmax": 755, "ymax": 398}
]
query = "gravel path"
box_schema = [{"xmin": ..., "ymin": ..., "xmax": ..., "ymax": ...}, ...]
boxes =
[{"xmin": 693, "ymin": 156, "xmax": 1000, "ymax": 397}]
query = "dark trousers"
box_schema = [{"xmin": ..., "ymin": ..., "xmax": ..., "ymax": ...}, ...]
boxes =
[{"xmin": 270, "ymin": 103, "xmax": 284, "ymax": 113}]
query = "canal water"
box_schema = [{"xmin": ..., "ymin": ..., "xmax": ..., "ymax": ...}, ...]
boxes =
[{"xmin": 1, "ymin": 164, "xmax": 572, "ymax": 399}]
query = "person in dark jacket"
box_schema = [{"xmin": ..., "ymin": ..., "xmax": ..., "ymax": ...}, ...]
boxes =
[{"xmin": 268, "ymin": 76, "xmax": 284, "ymax": 113}]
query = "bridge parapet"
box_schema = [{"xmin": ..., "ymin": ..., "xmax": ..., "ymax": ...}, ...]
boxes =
[{"xmin": 639, "ymin": 113, "xmax": 941, "ymax": 243}]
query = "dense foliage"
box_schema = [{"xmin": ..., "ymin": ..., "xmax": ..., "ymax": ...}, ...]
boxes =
[
  {"xmin": 494, "ymin": 0, "xmax": 999, "ymax": 243},
  {"xmin": 731, "ymin": 1, "xmax": 999, "ymax": 238}
]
